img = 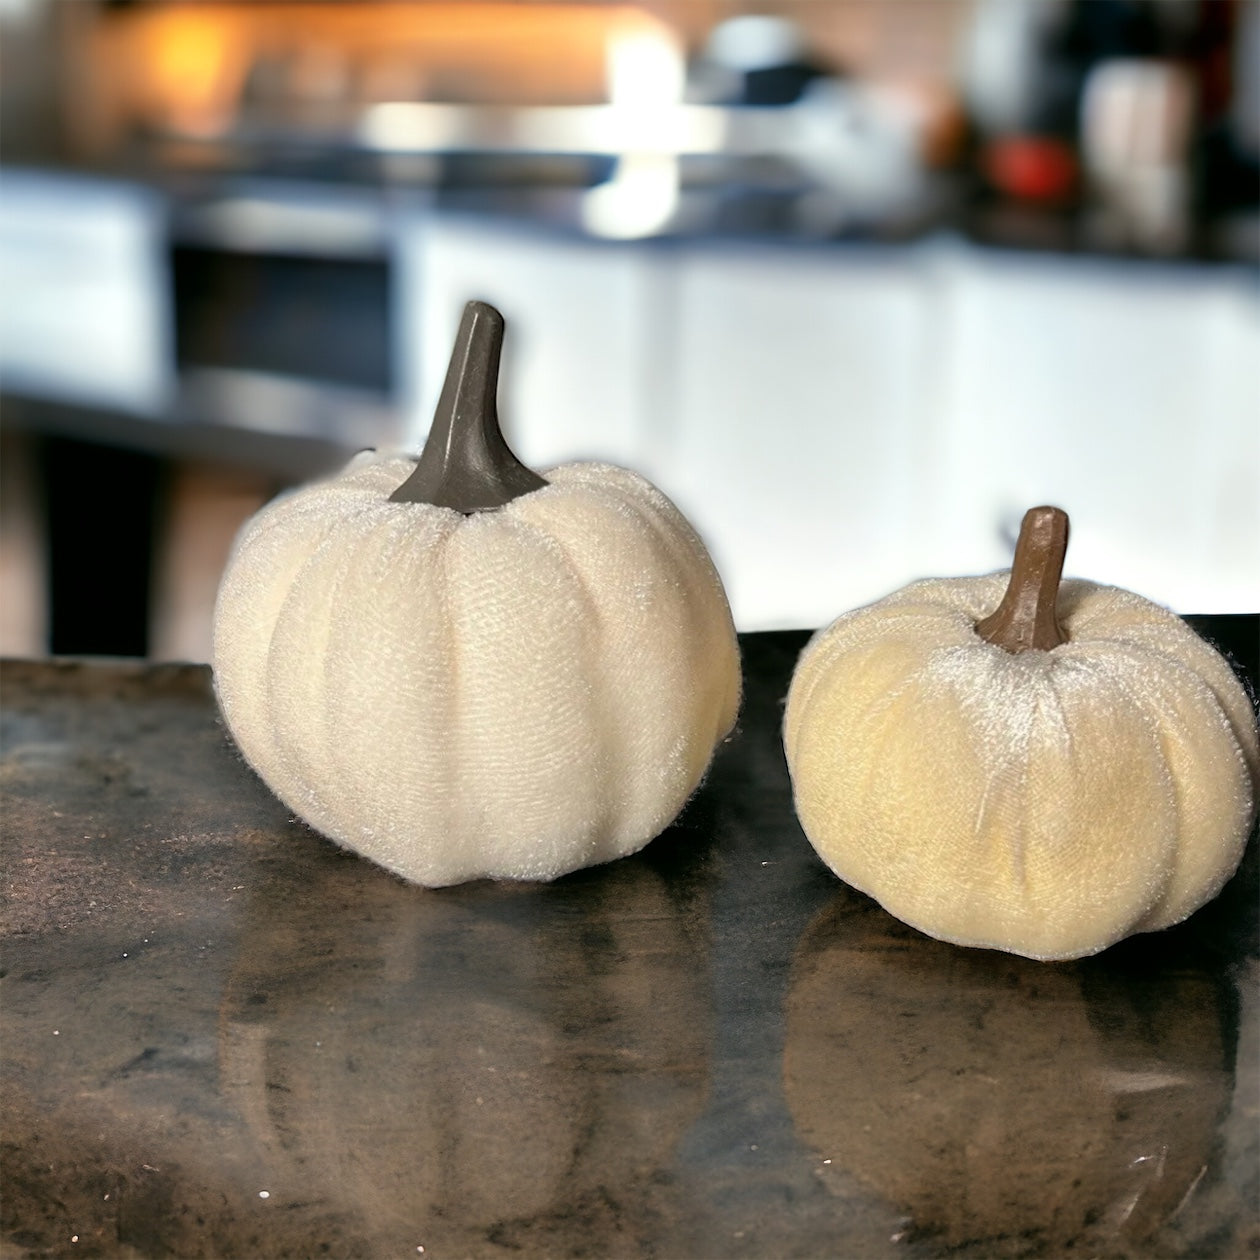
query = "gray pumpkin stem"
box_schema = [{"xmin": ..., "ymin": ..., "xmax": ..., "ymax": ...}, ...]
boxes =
[
  {"xmin": 976, "ymin": 506, "xmax": 1070, "ymax": 652},
  {"xmin": 390, "ymin": 300, "xmax": 548, "ymax": 512}
]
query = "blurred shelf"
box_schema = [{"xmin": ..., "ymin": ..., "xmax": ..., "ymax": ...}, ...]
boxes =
[{"xmin": 0, "ymin": 390, "xmax": 368, "ymax": 484}]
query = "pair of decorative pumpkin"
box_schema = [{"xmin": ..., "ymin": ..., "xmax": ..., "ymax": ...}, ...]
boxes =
[{"xmin": 214, "ymin": 301, "xmax": 1258, "ymax": 962}]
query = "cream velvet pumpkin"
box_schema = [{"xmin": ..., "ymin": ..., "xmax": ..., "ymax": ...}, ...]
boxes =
[
  {"xmin": 784, "ymin": 507, "xmax": 1258, "ymax": 961},
  {"xmin": 213, "ymin": 302, "xmax": 740, "ymax": 887}
]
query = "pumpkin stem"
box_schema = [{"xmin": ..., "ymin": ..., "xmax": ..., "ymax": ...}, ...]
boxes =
[
  {"xmin": 390, "ymin": 300, "xmax": 548, "ymax": 512},
  {"xmin": 975, "ymin": 506, "xmax": 1070, "ymax": 652}
]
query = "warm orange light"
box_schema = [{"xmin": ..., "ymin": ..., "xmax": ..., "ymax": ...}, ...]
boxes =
[
  {"xmin": 100, "ymin": 2, "xmax": 678, "ymax": 136},
  {"xmin": 133, "ymin": 7, "xmax": 250, "ymax": 135}
]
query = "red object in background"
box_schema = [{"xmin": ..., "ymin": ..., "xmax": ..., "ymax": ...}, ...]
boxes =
[{"xmin": 982, "ymin": 135, "xmax": 1078, "ymax": 203}]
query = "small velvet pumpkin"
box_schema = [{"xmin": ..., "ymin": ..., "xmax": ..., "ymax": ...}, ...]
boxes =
[
  {"xmin": 213, "ymin": 301, "xmax": 740, "ymax": 887},
  {"xmin": 784, "ymin": 507, "xmax": 1258, "ymax": 961}
]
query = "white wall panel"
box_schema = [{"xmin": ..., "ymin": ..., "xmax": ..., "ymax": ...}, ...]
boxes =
[
  {"xmin": 396, "ymin": 216, "xmax": 1258, "ymax": 628},
  {"xmin": 667, "ymin": 244, "xmax": 937, "ymax": 631},
  {"xmin": 399, "ymin": 215, "xmax": 670, "ymax": 474},
  {"xmin": 0, "ymin": 169, "xmax": 171, "ymax": 415},
  {"xmin": 937, "ymin": 252, "xmax": 1260, "ymax": 612}
]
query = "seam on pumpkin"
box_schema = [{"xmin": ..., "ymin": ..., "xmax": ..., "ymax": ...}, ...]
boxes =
[
  {"xmin": 615, "ymin": 475, "xmax": 742, "ymax": 783},
  {"xmin": 259, "ymin": 495, "xmax": 385, "ymax": 825},
  {"xmin": 789, "ymin": 602, "xmax": 975, "ymax": 755},
  {"xmin": 310, "ymin": 498, "xmax": 398, "ymax": 835},
  {"xmin": 325, "ymin": 507, "xmax": 436, "ymax": 863},
  {"xmin": 846, "ymin": 663, "xmax": 935, "ymax": 881},
  {"xmin": 504, "ymin": 506, "xmax": 615, "ymax": 865},
  {"xmin": 1096, "ymin": 628, "xmax": 1259, "ymax": 785},
  {"xmin": 1055, "ymin": 650, "xmax": 1177, "ymax": 931},
  {"xmin": 589, "ymin": 470, "xmax": 741, "ymax": 749},
  {"xmin": 436, "ymin": 516, "xmax": 465, "ymax": 879},
  {"xmin": 1086, "ymin": 639, "xmax": 1247, "ymax": 931}
]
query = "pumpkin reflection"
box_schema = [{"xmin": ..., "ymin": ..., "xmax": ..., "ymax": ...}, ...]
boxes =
[
  {"xmin": 783, "ymin": 897, "xmax": 1233, "ymax": 1251},
  {"xmin": 219, "ymin": 860, "xmax": 709, "ymax": 1249}
]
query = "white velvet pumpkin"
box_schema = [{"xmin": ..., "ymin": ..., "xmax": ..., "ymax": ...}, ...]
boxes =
[
  {"xmin": 784, "ymin": 516, "xmax": 1258, "ymax": 961},
  {"xmin": 214, "ymin": 452, "xmax": 740, "ymax": 887}
]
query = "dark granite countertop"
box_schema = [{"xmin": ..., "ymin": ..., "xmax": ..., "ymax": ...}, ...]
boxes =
[{"xmin": 2, "ymin": 621, "xmax": 1257, "ymax": 1259}]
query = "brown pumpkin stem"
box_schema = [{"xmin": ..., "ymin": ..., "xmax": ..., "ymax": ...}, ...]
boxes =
[
  {"xmin": 975, "ymin": 506, "xmax": 1070, "ymax": 652},
  {"xmin": 390, "ymin": 300, "xmax": 548, "ymax": 512}
]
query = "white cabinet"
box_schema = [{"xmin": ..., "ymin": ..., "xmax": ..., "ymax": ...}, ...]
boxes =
[
  {"xmin": 936, "ymin": 252, "xmax": 1260, "ymax": 613},
  {"xmin": 398, "ymin": 215, "xmax": 671, "ymax": 473},
  {"xmin": 0, "ymin": 169, "xmax": 172, "ymax": 416},
  {"xmin": 666, "ymin": 244, "xmax": 939, "ymax": 630},
  {"xmin": 396, "ymin": 217, "xmax": 1259, "ymax": 628}
]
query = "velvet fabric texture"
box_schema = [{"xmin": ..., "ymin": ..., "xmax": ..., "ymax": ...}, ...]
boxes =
[
  {"xmin": 213, "ymin": 452, "xmax": 741, "ymax": 887},
  {"xmin": 784, "ymin": 575, "xmax": 1259, "ymax": 960}
]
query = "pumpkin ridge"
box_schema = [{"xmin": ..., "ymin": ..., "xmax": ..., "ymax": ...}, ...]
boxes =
[
  {"xmin": 500, "ymin": 506, "xmax": 618, "ymax": 862},
  {"xmin": 847, "ymin": 663, "xmax": 942, "ymax": 876},
  {"xmin": 789, "ymin": 617, "xmax": 874, "ymax": 753},
  {"xmin": 793, "ymin": 686, "xmax": 912, "ymax": 908},
  {"xmin": 435, "ymin": 515, "xmax": 470, "ymax": 878},
  {"xmin": 1080, "ymin": 638, "xmax": 1254, "ymax": 931},
  {"xmin": 256, "ymin": 495, "xmax": 390, "ymax": 819},
  {"xmin": 332, "ymin": 508, "xmax": 458, "ymax": 875},
  {"xmin": 1038, "ymin": 651, "xmax": 1178, "ymax": 939},
  {"xmin": 518, "ymin": 479, "xmax": 726, "ymax": 851},
  {"xmin": 955, "ymin": 636, "xmax": 1179, "ymax": 954},
  {"xmin": 789, "ymin": 601, "xmax": 982, "ymax": 757},
  {"xmin": 808, "ymin": 641, "xmax": 931, "ymax": 787},
  {"xmin": 440, "ymin": 510, "xmax": 602, "ymax": 880},
  {"xmin": 873, "ymin": 574, "xmax": 1009, "ymax": 621},
  {"xmin": 1137, "ymin": 725, "xmax": 1243, "ymax": 932},
  {"xmin": 573, "ymin": 468, "xmax": 741, "ymax": 750},
  {"xmin": 864, "ymin": 710, "xmax": 984, "ymax": 939},
  {"xmin": 293, "ymin": 501, "xmax": 408, "ymax": 837},
  {"xmin": 237, "ymin": 471, "xmax": 389, "ymax": 554},
  {"xmin": 366, "ymin": 513, "xmax": 471, "ymax": 886},
  {"xmin": 1081, "ymin": 630, "xmax": 1255, "ymax": 772},
  {"xmin": 584, "ymin": 464, "xmax": 724, "ymax": 580},
  {"xmin": 909, "ymin": 647, "xmax": 1174, "ymax": 956},
  {"xmin": 787, "ymin": 621, "xmax": 866, "ymax": 755},
  {"xmin": 970, "ymin": 729, "xmax": 1033, "ymax": 902},
  {"xmin": 314, "ymin": 510, "xmax": 376, "ymax": 833},
  {"xmin": 927, "ymin": 650, "xmax": 1039, "ymax": 940},
  {"xmin": 1084, "ymin": 620, "xmax": 1260, "ymax": 786},
  {"xmin": 787, "ymin": 630, "xmax": 863, "ymax": 768}
]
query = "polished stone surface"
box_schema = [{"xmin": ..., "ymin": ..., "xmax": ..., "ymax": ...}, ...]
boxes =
[{"xmin": 2, "ymin": 621, "xmax": 1257, "ymax": 1259}]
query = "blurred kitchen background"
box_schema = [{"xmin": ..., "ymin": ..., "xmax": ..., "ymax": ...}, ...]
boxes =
[{"xmin": 1, "ymin": 0, "xmax": 1257, "ymax": 659}]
